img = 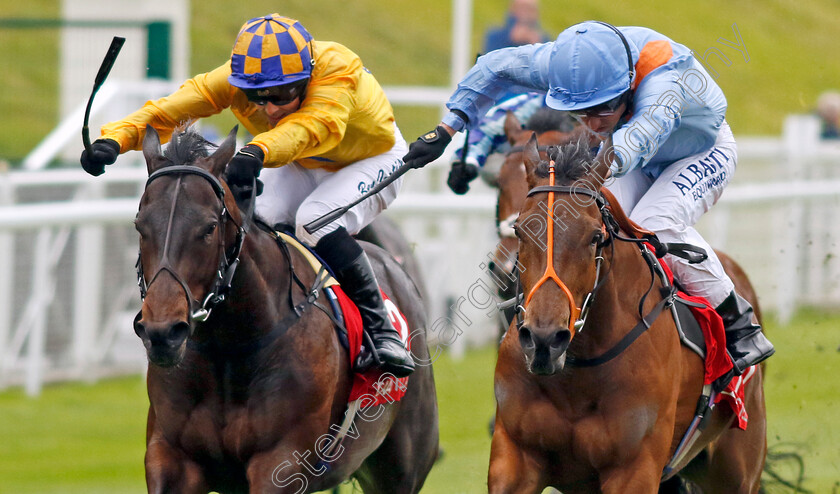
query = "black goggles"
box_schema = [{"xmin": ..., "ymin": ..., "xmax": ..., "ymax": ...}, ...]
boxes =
[
  {"xmin": 569, "ymin": 91, "xmax": 629, "ymax": 118},
  {"xmin": 244, "ymin": 79, "xmax": 309, "ymax": 106}
]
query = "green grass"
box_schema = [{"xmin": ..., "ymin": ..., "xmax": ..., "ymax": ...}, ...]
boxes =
[
  {"xmin": 2, "ymin": 1, "xmax": 840, "ymax": 162},
  {"xmin": 1, "ymin": 309, "xmax": 838, "ymax": 492},
  {"xmin": 762, "ymin": 308, "xmax": 840, "ymax": 493}
]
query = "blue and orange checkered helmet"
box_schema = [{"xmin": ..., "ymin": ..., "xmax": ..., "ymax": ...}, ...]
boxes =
[{"xmin": 228, "ymin": 14, "xmax": 314, "ymax": 90}]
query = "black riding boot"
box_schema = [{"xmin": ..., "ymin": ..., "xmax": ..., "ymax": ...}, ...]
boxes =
[
  {"xmin": 714, "ymin": 291, "xmax": 775, "ymax": 391},
  {"xmin": 315, "ymin": 228, "xmax": 415, "ymax": 378}
]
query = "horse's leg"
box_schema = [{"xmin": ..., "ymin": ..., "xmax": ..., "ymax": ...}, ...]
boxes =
[
  {"xmin": 355, "ymin": 381, "xmax": 440, "ymax": 493},
  {"xmin": 145, "ymin": 407, "xmax": 209, "ymax": 494},
  {"xmin": 487, "ymin": 414, "xmax": 546, "ymax": 494},
  {"xmin": 247, "ymin": 444, "xmax": 324, "ymax": 494},
  {"xmin": 599, "ymin": 452, "xmax": 665, "ymax": 494},
  {"xmin": 692, "ymin": 367, "xmax": 767, "ymax": 494}
]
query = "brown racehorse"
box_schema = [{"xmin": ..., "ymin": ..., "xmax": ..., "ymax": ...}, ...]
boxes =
[
  {"xmin": 488, "ymin": 135, "xmax": 767, "ymax": 493},
  {"xmin": 133, "ymin": 125, "xmax": 438, "ymax": 493}
]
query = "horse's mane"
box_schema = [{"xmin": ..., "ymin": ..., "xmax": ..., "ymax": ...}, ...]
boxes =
[
  {"xmin": 162, "ymin": 126, "xmax": 218, "ymax": 166},
  {"xmin": 533, "ymin": 138, "xmax": 594, "ymax": 181},
  {"xmin": 525, "ymin": 107, "xmax": 576, "ymax": 134}
]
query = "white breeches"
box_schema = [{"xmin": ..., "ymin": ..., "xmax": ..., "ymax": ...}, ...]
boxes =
[
  {"xmin": 255, "ymin": 124, "xmax": 408, "ymax": 246},
  {"xmin": 606, "ymin": 121, "xmax": 737, "ymax": 307}
]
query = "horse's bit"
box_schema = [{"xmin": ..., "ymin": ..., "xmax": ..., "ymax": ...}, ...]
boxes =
[{"xmin": 136, "ymin": 165, "xmax": 245, "ymax": 322}]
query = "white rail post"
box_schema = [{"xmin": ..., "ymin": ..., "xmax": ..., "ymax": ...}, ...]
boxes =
[
  {"xmin": 448, "ymin": 0, "xmax": 473, "ymax": 120},
  {"xmin": 0, "ymin": 175, "xmax": 13, "ymax": 389},
  {"xmin": 25, "ymin": 228, "xmax": 53, "ymax": 397},
  {"xmin": 777, "ymin": 115, "xmax": 819, "ymax": 324},
  {"xmin": 451, "ymin": 0, "xmax": 473, "ymax": 86},
  {"xmin": 73, "ymin": 181, "xmax": 105, "ymax": 379}
]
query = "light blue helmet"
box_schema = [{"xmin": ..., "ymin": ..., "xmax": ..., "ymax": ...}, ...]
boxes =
[{"xmin": 545, "ymin": 21, "xmax": 636, "ymax": 111}]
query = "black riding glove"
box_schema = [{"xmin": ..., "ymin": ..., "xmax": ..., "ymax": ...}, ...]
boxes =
[
  {"xmin": 402, "ymin": 126, "xmax": 453, "ymax": 169},
  {"xmin": 79, "ymin": 139, "xmax": 120, "ymax": 176},
  {"xmin": 447, "ymin": 161, "xmax": 479, "ymax": 195},
  {"xmin": 225, "ymin": 144, "xmax": 265, "ymax": 197}
]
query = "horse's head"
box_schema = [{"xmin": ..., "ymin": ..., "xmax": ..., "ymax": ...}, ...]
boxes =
[
  {"xmin": 132, "ymin": 125, "xmax": 240, "ymax": 367},
  {"xmin": 492, "ymin": 111, "xmax": 574, "ymax": 298},
  {"xmin": 513, "ymin": 133, "xmax": 613, "ymax": 375}
]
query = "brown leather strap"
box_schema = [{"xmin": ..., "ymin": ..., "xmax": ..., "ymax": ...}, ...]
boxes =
[{"xmin": 599, "ymin": 187, "xmax": 656, "ymax": 239}]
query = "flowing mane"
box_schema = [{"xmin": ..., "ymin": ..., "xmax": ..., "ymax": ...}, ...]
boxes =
[
  {"xmin": 532, "ymin": 138, "xmax": 594, "ymax": 181},
  {"xmin": 161, "ymin": 127, "xmax": 217, "ymax": 167}
]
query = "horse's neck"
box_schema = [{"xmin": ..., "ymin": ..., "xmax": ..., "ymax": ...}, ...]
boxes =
[
  {"xmin": 209, "ymin": 229, "xmax": 311, "ymax": 341},
  {"xmin": 585, "ymin": 239, "xmax": 664, "ymax": 344}
]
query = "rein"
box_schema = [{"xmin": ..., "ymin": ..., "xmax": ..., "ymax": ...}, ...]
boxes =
[{"xmin": 137, "ymin": 165, "xmax": 249, "ymax": 322}]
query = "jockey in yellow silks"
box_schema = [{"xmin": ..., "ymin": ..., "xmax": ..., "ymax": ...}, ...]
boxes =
[{"xmin": 80, "ymin": 14, "xmax": 414, "ymax": 377}]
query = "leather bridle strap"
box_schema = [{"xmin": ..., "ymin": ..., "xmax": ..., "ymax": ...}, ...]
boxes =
[
  {"xmin": 527, "ymin": 184, "xmax": 603, "ymax": 204},
  {"xmin": 566, "ymin": 294, "xmax": 670, "ymax": 367},
  {"xmin": 145, "ymin": 165, "xmax": 226, "ymax": 196},
  {"xmin": 138, "ymin": 165, "xmax": 249, "ymax": 322}
]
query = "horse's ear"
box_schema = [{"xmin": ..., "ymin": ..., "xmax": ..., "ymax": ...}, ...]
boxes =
[
  {"xmin": 504, "ymin": 111, "xmax": 524, "ymax": 146},
  {"xmin": 208, "ymin": 126, "xmax": 238, "ymax": 177},
  {"xmin": 142, "ymin": 125, "xmax": 164, "ymax": 174},
  {"xmin": 587, "ymin": 136, "xmax": 614, "ymax": 190},
  {"xmin": 523, "ymin": 132, "xmax": 542, "ymax": 189}
]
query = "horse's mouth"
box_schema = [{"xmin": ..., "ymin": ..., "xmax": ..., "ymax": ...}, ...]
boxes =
[
  {"xmin": 134, "ymin": 314, "xmax": 192, "ymax": 367},
  {"xmin": 144, "ymin": 338, "xmax": 188, "ymax": 367},
  {"xmin": 519, "ymin": 326, "xmax": 571, "ymax": 375},
  {"xmin": 525, "ymin": 350, "xmax": 568, "ymax": 376}
]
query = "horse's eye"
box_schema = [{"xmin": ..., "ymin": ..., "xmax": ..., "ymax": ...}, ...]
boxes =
[
  {"xmin": 591, "ymin": 232, "xmax": 604, "ymax": 246},
  {"xmin": 512, "ymin": 223, "xmax": 521, "ymax": 238},
  {"xmin": 202, "ymin": 222, "xmax": 218, "ymax": 239}
]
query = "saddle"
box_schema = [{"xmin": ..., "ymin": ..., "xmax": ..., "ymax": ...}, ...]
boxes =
[{"xmin": 261, "ymin": 224, "xmax": 410, "ymax": 408}]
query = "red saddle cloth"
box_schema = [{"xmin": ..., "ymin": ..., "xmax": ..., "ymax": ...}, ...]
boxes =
[
  {"xmin": 330, "ymin": 286, "xmax": 410, "ymax": 408},
  {"xmin": 656, "ymin": 256, "xmax": 754, "ymax": 430}
]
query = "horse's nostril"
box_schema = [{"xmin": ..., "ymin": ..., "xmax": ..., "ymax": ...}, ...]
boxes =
[
  {"xmin": 134, "ymin": 319, "xmax": 146, "ymax": 338},
  {"xmin": 518, "ymin": 326, "xmax": 535, "ymax": 349},
  {"xmin": 168, "ymin": 321, "xmax": 191, "ymax": 346},
  {"xmin": 551, "ymin": 330, "xmax": 571, "ymax": 349}
]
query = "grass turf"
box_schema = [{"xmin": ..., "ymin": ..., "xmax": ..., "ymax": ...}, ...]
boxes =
[{"xmin": 0, "ymin": 308, "xmax": 838, "ymax": 493}]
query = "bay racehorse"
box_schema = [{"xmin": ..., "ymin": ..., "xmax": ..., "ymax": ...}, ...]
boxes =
[
  {"xmin": 133, "ymin": 125, "xmax": 438, "ymax": 493},
  {"xmin": 488, "ymin": 134, "xmax": 767, "ymax": 493}
]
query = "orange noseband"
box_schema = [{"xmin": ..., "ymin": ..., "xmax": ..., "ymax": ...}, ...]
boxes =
[{"xmin": 523, "ymin": 161, "xmax": 582, "ymax": 337}]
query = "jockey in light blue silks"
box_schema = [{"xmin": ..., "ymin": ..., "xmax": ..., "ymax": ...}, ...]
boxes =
[{"xmin": 403, "ymin": 21, "xmax": 774, "ymax": 390}]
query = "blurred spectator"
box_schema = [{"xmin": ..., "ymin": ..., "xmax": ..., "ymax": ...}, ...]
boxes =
[
  {"xmin": 816, "ymin": 91, "xmax": 840, "ymax": 139},
  {"xmin": 483, "ymin": 0, "xmax": 550, "ymax": 53}
]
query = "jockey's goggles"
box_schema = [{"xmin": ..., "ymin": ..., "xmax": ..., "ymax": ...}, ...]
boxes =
[
  {"xmin": 568, "ymin": 91, "xmax": 629, "ymax": 119},
  {"xmin": 243, "ymin": 79, "xmax": 308, "ymax": 106}
]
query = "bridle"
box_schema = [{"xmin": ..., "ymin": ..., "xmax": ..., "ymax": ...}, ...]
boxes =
[
  {"xmin": 136, "ymin": 165, "xmax": 248, "ymax": 322},
  {"xmin": 517, "ymin": 160, "xmax": 612, "ymax": 338}
]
